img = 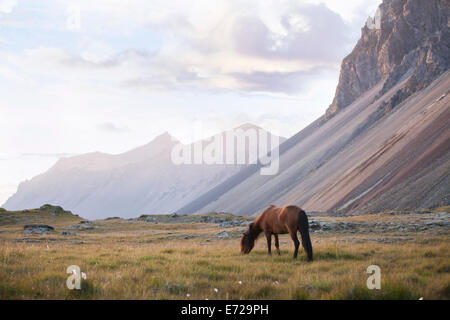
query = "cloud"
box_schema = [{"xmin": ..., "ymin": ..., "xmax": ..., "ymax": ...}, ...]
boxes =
[
  {"xmin": 231, "ymin": 3, "xmax": 351, "ymax": 62},
  {"xmin": 230, "ymin": 66, "xmax": 333, "ymax": 94},
  {"xmin": 97, "ymin": 122, "xmax": 130, "ymax": 133},
  {"xmin": 0, "ymin": 1, "xmax": 366, "ymax": 95},
  {"xmin": 20, "ymin": 152, "xmax": 76, "ymax": 158},
  {"xmin": 112, "ymin": 3, "xmax": 349, "ymax": 93},
  {"xmin": 0, "ymin": 0, "xmax": 17, "ymax": 14},
  {"xmin": 63, "ymin": 48, "xmax": 157, "ymax": 69}
]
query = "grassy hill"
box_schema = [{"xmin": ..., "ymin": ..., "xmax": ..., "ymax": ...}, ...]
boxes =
[{"xmin": 0, "ymin": 205, "xmax": 82, "ymax": 227}]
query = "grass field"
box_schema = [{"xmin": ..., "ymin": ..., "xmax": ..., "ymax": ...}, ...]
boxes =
[{"xmin": 0, "ymin": 206, "xmax": 449, "ymax": 299}]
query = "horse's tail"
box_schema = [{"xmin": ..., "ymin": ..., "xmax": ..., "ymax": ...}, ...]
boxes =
[{"xmin": 298, "ymin": 209, "xmax": 313, "ymax": 261}]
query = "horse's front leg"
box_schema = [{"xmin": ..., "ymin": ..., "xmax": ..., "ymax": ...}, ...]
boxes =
[
  {"xmin": 265, "ymin": 233, "xmax": 272, "ymax": 255},
  {"xmin": 274, "ymin": 234, "xmax": 281, "ymax": 256}
]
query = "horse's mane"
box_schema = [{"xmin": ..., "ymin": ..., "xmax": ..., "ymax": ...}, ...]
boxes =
[
  {"xmin": 248, "ymin": 205, "xmax": 278, "ymax": 240},
  {"xmin": 250, "ymin": 205, "xmax": 277, "ymax": 240}
]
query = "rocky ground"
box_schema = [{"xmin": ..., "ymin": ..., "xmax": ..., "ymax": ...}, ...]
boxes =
[
  {"xmin": 1, "ymin": 205, "xmax": 448, "ymax": 244},
  {"xmin": 0, "ymin": 205, "xmax": 449, "ymax": 299},
  {"xmin": 309, "ymin": 211, "xmax": 450, "ymax": 235}
]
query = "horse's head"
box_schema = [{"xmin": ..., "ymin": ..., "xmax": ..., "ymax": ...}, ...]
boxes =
[{"xmin": 240, "ymin": 223, "xmax": 255, "ymax": 254}]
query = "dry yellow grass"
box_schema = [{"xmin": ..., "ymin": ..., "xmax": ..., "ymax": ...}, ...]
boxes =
[{"xmin": 0, "ymin": 208, "xmax": 449, "ymax": 300}]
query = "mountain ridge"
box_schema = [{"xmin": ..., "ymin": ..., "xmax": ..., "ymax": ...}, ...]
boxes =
[
  {"xmin": 326, "ymin": 0, "xmax": 449, "ymax": 118},
  {"xmin": 4, "ymin": 124, "xmax": 285, "ymax": 219}
]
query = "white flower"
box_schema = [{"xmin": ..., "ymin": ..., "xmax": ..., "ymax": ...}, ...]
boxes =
[
  {"xmin": 81, "ymin": 272, "xmax": 87, "ymax": 280},
  {"xmin": 419, "ymin": 297, "xmax": 423, "ymax": 300},
  {"xmin": 214, "ymin": 288, "xmax": 218, "ymax": 293},
  {"xmin": 273, "ymin": 281, "xmax": 279, "ymax": 285},
  {"xmin": 186, "ymin": 293, "xmax": 190, "ymax": 297},
  {"xmin": 238, "ymin": 281, "xmax": 242, "ymax": 285}
]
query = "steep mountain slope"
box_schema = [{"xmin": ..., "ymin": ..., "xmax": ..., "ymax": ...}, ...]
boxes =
[
  {"xmin": 4, "ymin": 125, "xmax": 284, "ymax": 219},
  {"xmin": 180, "ymin": 70, "xmax": 449, "ymax": 216},
  {"xmin": 179, "ymin": 0, "xmax": 450, "ymax": 215},
  {"xmin": 327, "ymin": 0, "xmax": 449, "ymax": 117}
]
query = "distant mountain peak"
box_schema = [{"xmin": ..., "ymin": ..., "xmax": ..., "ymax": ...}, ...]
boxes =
[
  {"xmin": 150, "ymin": 131, "xmax": 176, "ymax": 144},
  {"xmin": 234, "ymin": 123, "xmax": 263, "ymax": 131}
]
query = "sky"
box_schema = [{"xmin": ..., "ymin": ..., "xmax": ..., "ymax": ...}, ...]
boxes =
[{"xmin": 0, "ymin": 0, "xmax": 381, "ymax": 205}]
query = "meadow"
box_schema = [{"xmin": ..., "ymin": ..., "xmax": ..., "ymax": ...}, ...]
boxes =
[{"xmin": 0, "ymin": 207, "xmax": 449, "ymax": 299}]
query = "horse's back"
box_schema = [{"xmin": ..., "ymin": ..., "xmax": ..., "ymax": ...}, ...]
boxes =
[
  {"xmin": 260, "ymin": 205, "xmax": 304, "ymax": 234},
  {"xmin": 280, "ymin": 206, "xmax": 303, "ymax": 225},
  {"xmin": 262, "ymin": 205, "xmax": 302, "ymax": 218},
  {"xmin": 284, "ymin": 205, "xmax": 303, "ymax": 213}
]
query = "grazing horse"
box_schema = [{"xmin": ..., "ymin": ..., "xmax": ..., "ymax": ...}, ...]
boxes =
[{"xmin": 240, "ymin": 205, "xmax": 313, "ymax": 261}]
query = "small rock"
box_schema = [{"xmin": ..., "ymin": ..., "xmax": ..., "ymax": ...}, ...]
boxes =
[
  {"xmin": 23, "ymin": 224, "xmax": 55, "ymax": 234},
  {"xmin": 65, "ymin": 224, "xmax": 94, "ymax": 231},
  {"xmin": 215, "ymin": 231, "xmax": 230, "ymax": 239},
  {"xmin": 309, "ymin": 220, "xmax": 321, "ymax": 230},
  {"xmin": 72, "ymin": 241, "xmax": 87, "ymax": 244},
  {"xmin": 217, "ymin": 220, "xmax": 249, "ymax": 228},
  {"xmin": 200, "ymin": 216, "xmax": 226, "ymax": 224}
]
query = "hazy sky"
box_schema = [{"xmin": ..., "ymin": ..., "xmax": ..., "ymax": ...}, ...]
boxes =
[{"xmin": 0, "ymin": 0, "xmax": 381, "ymax": 205}]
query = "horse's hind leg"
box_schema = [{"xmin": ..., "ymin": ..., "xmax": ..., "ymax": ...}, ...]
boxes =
[
  {"xmin": 265, "ymin": 232, "xmax": 272, "ymax": 255},
  {"xmin": 274, "ymin": 234, "xmax": 281, "ymax": 256},
  {"xmin": 289, "ymin": 231, "xmax": 300, "ymax": 259}
]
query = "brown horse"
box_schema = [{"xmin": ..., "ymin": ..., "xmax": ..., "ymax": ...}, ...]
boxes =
[{"xmin": 240, "ymin": 205, "xmax": 313, "ymax": 261}]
